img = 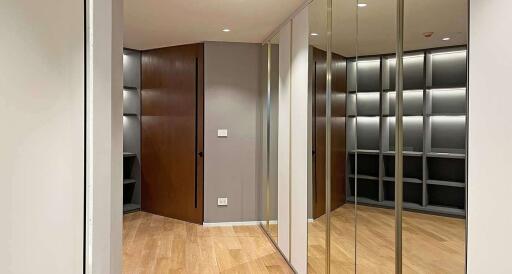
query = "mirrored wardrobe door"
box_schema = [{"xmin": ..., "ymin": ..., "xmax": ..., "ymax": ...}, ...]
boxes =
[
  {"xmin": 354, "ymin": 0, "xmax": 397, "ymax": 272},
  {"xmin": 402, "ymin": 0, "xmax": 467, "ymax": 273},
  {"xmin": 268, "ymin": 33, "xmax": 280, "ymax": 243},
  {"xmin": 260, "ymin": 42, "xmax": 271, "ymax": 236},
  {"xmin": 260, "ymin": 35, "xmax": 280, "ymax": 244},
  {"xmin": 330, "ymin": 0, "xmax": 357, "ymax": 273},
  {"xmin": 308, "ymin": 0, "xmax": 329, "ymax": 272}
]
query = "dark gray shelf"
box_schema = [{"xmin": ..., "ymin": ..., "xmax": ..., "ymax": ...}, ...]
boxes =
[
  {"xmin": 427, "ymin": 152, "xmax": 465, "ymax": 159},
  {"xmin": 425, "ymin": 205, "xmax": 465, "ymax": 217},
  {"xmin": 348, "ymin": 149, "xmax": 380, "ymax": 155},
  {"xmin": 123, "ymin": 85, "xmax": 138, "ymax": 91},
  {"xmin": 123, "ymin": 203, "xmax": 140, "ymax": 213},
  {"xmin": 382, "ymin": 114, "xmax": 423, "ymax": 117},
  {"xmin": 383, "ymin": 176, "xmax": 422, "ymax": 184},
  {"xmin": 123, "ymin": 152, "xmax": 136, "ymax": 157},
  {"xmin": 350, "ymin": 115, "xmax": 380, "ymax": 118},
  {"xmin": 382, "ymin": 151, "xmax": 423, "ymax": 157},
  {"xmin": 123, "ymin": 179, "xmax": 136, "ymax": 185},
  {"xmin": 427, "ymin": 85, "xmax": 466, "ymax": 90},
  {"xmin": 347, "ymin": 197, "xmax": 464, "ymax": 217},
  {"xmin": 348, "ymin": 174, "xmax": 379, "ymax": 181},
  {"xmin": 427, "ymin": 113, "xmax": 466, "ymax": 117},
  {"xmin": 427, "ymin": 179, "xmax": 465, "ymax": 188}
]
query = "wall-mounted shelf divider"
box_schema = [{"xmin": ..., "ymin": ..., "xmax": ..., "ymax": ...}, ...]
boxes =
[
  {"xmin": 346, "ymin": 46, "xmax": 467, "ymax": 217},
  {"xmin": 123, "ymin": 49, "xmax": 142, "ymax": 214}
]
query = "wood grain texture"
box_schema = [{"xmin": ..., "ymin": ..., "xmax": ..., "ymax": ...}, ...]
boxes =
[
  {"xmin": 308, "ymin": 204, "xmax": 465, "ymax": 273},
  {"xmin": 141, "ymin": 43, "xmax": 204, "ymax": 224},
  {"xmin": 123, "ymin": 212, "xmax": 292, "ymax": 274},
  {"xmin": 312, "ymin": 47, "xmax": 347, "ymax": 219}
]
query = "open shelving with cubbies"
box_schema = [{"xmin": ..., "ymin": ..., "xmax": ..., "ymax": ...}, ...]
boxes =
[
  {"xmin": 122, "ymin": 49, "xmax": 141, "ymax": 214},
  {"xmin": 346, "ymin": 46, "xmax": 467, "ymax": 217}
]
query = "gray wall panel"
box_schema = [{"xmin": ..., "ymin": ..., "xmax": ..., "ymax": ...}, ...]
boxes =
[{"xmin": 204, "ymin": 42, "xmax": 262, "ymax": 223}]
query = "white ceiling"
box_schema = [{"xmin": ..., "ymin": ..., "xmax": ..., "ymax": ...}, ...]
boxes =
[
  {"xmin": 124, "ymin": 0, "xmax": 304, "ymax": 50},
  {"xmin": 309, "ymin": 0, "xmax": 468, "ymax": 56},
  {"xmin": 125, "ymin": 0, "xmax": 468, "ymax": 54}
]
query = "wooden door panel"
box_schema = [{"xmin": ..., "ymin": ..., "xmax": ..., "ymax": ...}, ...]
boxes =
[
  {"xmin": 312, "ymin": 47, "xmax": 347, "ymax": 219},
  {"xmin": 141, "ymin": 43, "xmax": 204, "ymax": 224}
]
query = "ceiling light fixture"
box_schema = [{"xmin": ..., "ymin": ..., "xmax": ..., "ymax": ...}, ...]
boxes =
[
  {"xmin": 222, "ymin": 28, "xmax": 231, "ymax": 32},
  {"xmin": 358, "ymin": 3, "xmax": 367, "ymax": 7},
  {"xmin": 442, "ymin": 37, "xmax": 451, "ymax": 41},
  {"xmin": 311, "ymin": 33, "xmax": 319, "ymax": 36}
]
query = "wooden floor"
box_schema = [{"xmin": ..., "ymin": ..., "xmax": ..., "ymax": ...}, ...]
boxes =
[
  {"xmin": 123, "ymin": 211, "xmax": 293, "ymax": 274},
  {"xmin": 308, "ymin": 204, "xmax": 465, "ymax": 273}
]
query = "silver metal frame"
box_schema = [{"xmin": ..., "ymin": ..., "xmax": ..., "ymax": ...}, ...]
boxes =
[
  {"xmin": 325, "ymin": 0, "xmax": 333, "ymax": 273},
  {"xmin": 395, "ymin": 0, "xmax": 404, "ymax": 273}
]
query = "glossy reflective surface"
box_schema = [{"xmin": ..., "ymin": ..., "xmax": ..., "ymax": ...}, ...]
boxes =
[{"xmin": 308, "ymin": 0, "xmax": 329, "ymax": 272}]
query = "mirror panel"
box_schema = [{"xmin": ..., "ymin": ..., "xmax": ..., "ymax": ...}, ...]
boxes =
[
  {"xmin": 330, "ymin": 0, "xmax": 357, "ymax": 273},
  {"xmin": 308, "ymin": 0, "xmax": 329, "ymax": 272},
  {"xmin": 268, "ymin": 33, "xmax": 280, "ymax": 243},
  {"xmin": 354, "ymin": 0, "xmax": 397, "ymax": 272},
  {"xmin": 402, "ymin": 0, "xmax": 467, "ymax": 272}
]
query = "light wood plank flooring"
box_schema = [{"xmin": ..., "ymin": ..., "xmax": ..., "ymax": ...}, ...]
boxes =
[
  {"xmin": 123, "ymin": 211, "xmax": 293, "ymax": 274},
  {"xmin": 308, "ymin": 204, "xmax": 465, "ymax": 274}
]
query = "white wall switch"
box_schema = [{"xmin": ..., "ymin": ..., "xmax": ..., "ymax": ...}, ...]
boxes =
[
  {"xmin": 217, "ymin": 197, "xmax": 228, "ymax": 206},
  {"xmin": 217, "ymin": 129, "xmax": 228, "ymax": 137}
]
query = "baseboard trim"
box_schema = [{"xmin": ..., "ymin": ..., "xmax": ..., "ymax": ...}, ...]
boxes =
[{"xmin": 202, "ymin": 221, "xmax": 263, "ymax": 227}]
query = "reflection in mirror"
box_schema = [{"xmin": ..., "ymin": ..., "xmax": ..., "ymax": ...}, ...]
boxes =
[
  {"xmin": 330, "ymin": 0, "xmax": 356, "ymax": 273},
  {"xmin": 260, "ymin": 35, "xmax": 280, "ymax": 244},
  {"xmin": 268, "ymin": 33, "xmax": 280, "ymax": 243},
  {"xmin": 308, "ymin": 0, "xmax": 329, "ymax": 272},
  {"xmin": 402, "ymin": 0, "xmax": 467, "ymax": 272},
  {"xmin": 353, "ymin": 0, "xmax": 397, "ymax": 272}
]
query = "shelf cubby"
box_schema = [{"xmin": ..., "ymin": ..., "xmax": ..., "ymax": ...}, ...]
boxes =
[
  {"xmin": 349, "ymin": 153, "xmax": 380, "ymax": 178},
  {"xmin": 428, "ymin": 48, "xmax": 467, "ymax": 89},
  {"xmin": 383, "ymin": 180, "xmax": 423, "ymax": 206},
  {"xmin": 427, "ymin": 88, "xmax": 466, "ymax": 115},
  {"xmin": 383, "ymin": 116, "xmax": 424, "ymax": 153},
  {"xmin": 382, "ymin": 89, "xmax": 424, "ymax": 116},
  {"xmin": 427, "ymin": 184, "xmax": 465, "ymax": 210},
  {"xmin": 347, "ymin": 92, "xmax": 380, "ymax": 116},
  {"xmin": 123, "ymin": 48, "xmax": 142, "ymax": 214},
  {"xmin": 428, "ymin": 115, "xmax": 466, "ymax": 154},
  {"xmin": 383, "ymin": 155, "xmax": 423, "ymax": 180},
  {"xmin": 357, "ymin": 116, "xmax": 380, "ymax": 151},
  {"xmin": 349, "ymin": 178, "xmax": 380, "ymax": 201},
  {"xmin": 427, "ymin": 157, "xmax": 465, "ymax": 183},
  {"xmin": 347, "ymin": 57, "xmax": 381, "ymax": 92},
  {"xmin": 383, "ymin": 52, "xmax": 425, "ymax": 91}
]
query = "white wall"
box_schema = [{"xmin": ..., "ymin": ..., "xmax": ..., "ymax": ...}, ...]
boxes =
[
  {"xmin": 86, "ymin": 0, "xmax": 124, "ymax": 273},
  {"xmin": 467, "ymin": 0, "xmax": 512, "ymax": 273},
  {"xmin": 0, "ymin": 0, "xmax": 84, "ymax": 273}
]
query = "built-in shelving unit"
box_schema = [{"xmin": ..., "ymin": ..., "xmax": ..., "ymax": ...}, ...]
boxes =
[
  {"xmin": 123, "ymin": 49, "xmax": 141, "ymax": 214},
  {"xmin": 346, "ymin": 46, "xmax": 467, "ymax": 217}
]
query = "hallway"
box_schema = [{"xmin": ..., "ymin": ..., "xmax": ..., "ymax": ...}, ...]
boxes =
[{"xmin": 123, "ymin": 212, "xmax": 292, "ymax": 273}]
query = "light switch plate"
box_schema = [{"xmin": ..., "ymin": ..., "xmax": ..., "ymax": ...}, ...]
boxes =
[
  {"xmin": 217, "ymin": 197, "xmax": 228, "ymax": 206},
  {"xmin": 217, "ymin": 129, "xmax": 228, "ymax": 137}
]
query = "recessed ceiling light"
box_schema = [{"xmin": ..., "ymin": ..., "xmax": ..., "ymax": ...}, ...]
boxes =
[
  {"xmin": 222, "ymin": 28, "xmax": 231, "ymax": 32},
  {"xmin": 442, "ymin": 37, "xmax": 451, "ymax": 41},
  {"xmin": 311, "ymin": 33, "xmax": 319, "ymax": 36},
  {"xmin": 358, "ymin": 3, "xmax": 367, "ymax": 7}
]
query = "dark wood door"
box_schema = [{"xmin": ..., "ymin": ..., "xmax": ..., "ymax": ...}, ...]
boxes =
[
  {"xmin": 312, "ymin": 47, "xmax": 347, "ymax": 219},
  {"xmin": 141, "ymin": 43, "xmax": 204, "ymax": 224}
]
